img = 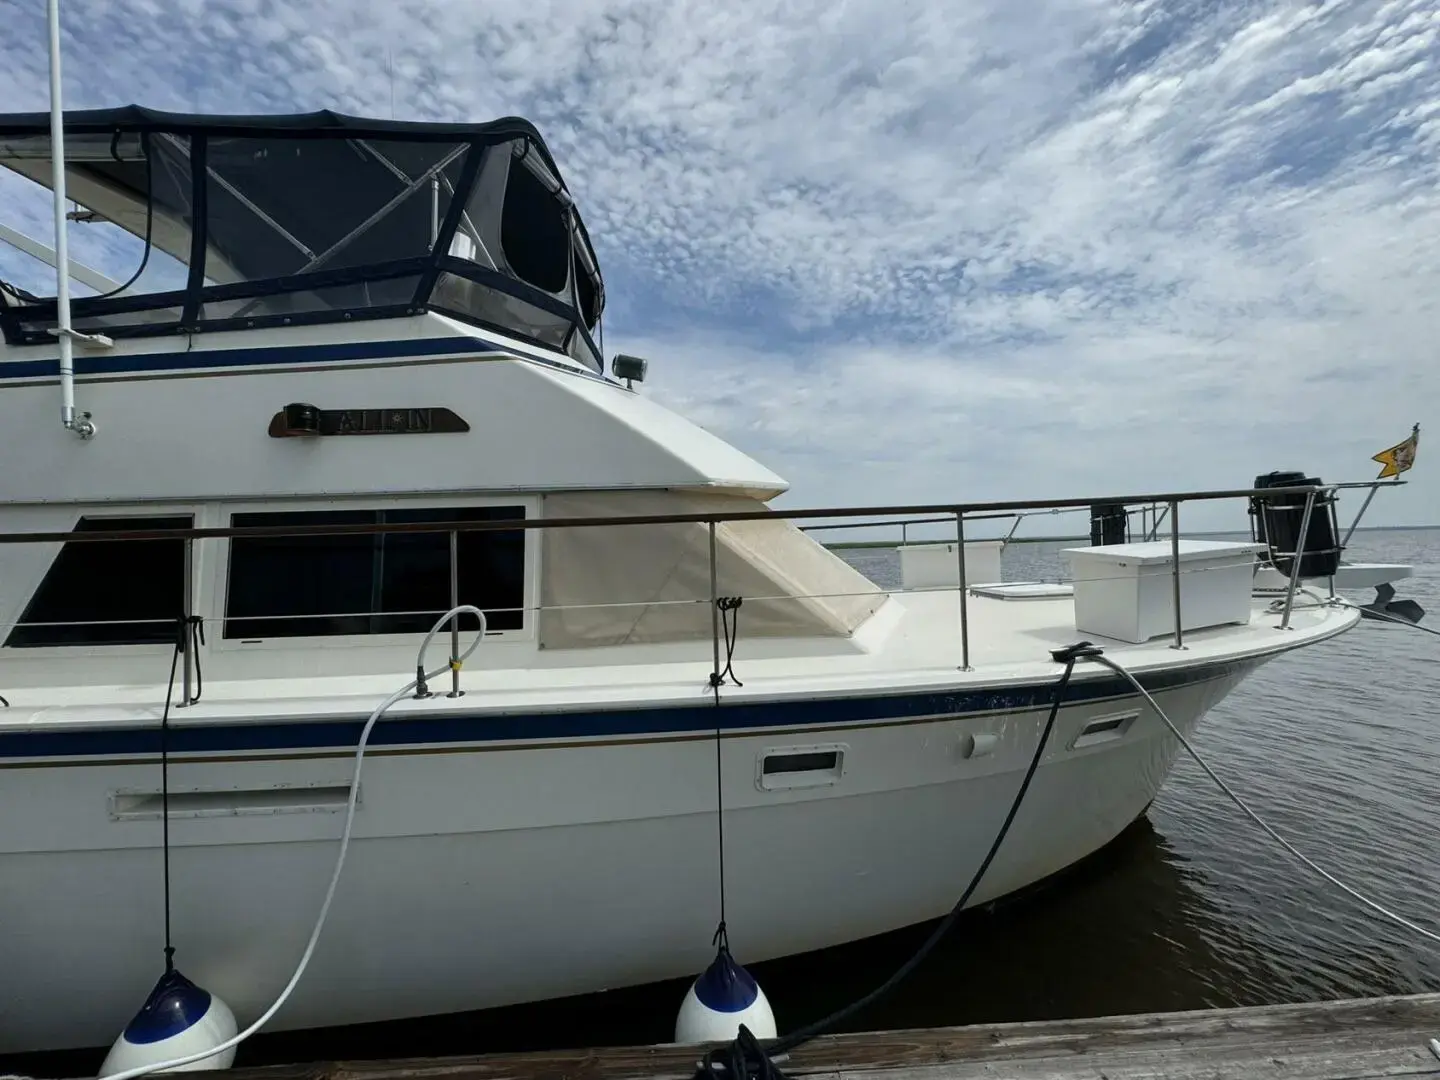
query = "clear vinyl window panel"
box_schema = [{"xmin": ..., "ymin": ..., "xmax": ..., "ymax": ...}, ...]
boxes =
[
  {"xmin": 12, "ymin": 301, "xmax": 186, "ymax": 338},
  {"xmin": 5, "ymin": 515, "xmax": 193, "ymax": 647},
  {"xmin": 499, "ymin": 152, "xmax": 570, "ymax": 294},
  {"xmin": 203, "ymin": 137, "xmax": 467, "ymax": 285},
  {"xmin": 0, "ymin": 133, "xmax": 193, "ymax": 329},
  {"xmin": 200, "ymin": 276, "xmax": 421, "ymax": 322},
  {"xmin": 573, "ymin": 247, "xmax": 600, "ymax": 330},
  {"xmin": 224, "ymin": 506, "xmax": 526, "ymax": 639},
  {"xmin": 431, "ymin": 272, "xmax": 571, "ymax": 347}
]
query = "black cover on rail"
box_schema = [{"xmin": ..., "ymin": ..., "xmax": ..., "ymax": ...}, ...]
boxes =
[
  {"xmin": 1250, "ymin": 471, "xmax": 1342, "ymax": 578},
  {"xmin": 1089, "ymin": 503, "xmax": 1127, "ymax": 546}
]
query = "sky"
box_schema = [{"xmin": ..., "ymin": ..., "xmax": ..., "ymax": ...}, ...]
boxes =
[{"xmin": 0, "ymin": 0, "xmax": 1435, "ymax": 535}]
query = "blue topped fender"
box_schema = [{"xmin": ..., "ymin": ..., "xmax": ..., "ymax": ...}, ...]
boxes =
[
  {"xmin": 692, "ymin": 948, "xmax": 761, "ymax": 1014},
  {"xmin": 121, "ymin": 969, "xmax": 214, "ymax": 1045}
]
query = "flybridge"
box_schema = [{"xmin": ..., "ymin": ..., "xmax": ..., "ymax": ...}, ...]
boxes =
[{"xmin": 0, "ymin": 106, "xmax": 607, "ymax": 373}]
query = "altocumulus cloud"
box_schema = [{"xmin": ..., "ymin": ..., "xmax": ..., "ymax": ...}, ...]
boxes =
[{"xmin": 0, "ymin": 0, "xmax": 1435, "ymax": 529}]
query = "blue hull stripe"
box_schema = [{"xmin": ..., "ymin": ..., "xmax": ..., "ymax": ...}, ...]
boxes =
[
  {"xmin": 0, "ymin": 334, "xmax": 510, "ymax": 382},
  {"xmin": 0, "ymin": 657, "xmax": 1253, "ymax": 761}
]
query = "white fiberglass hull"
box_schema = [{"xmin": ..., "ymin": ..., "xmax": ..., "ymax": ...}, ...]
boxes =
[{"xmin": 0, "ymin": 665, "xmax": 1246, "ymax": 1055}]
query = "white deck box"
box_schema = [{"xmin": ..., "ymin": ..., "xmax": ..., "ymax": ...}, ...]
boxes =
[
  {"xmin": 898, "ymin": 540, "xmax": 1004, "ymax": 589},
  {"xmin": 1059, "ymin": 540, "xmax": 1268, "ymax": 644}
]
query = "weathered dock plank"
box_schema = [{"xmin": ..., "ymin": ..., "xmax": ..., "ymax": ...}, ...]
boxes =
[{"xmin": 214, "ymin": 993, "xmax": 1440, "ymax": 1080}]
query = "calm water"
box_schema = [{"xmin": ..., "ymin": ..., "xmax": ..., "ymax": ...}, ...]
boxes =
[{"xmin": 7, "ymin": 531, "xmax": 1438, "ymax": 1075}]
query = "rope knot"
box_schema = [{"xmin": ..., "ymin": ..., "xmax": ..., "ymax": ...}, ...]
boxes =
[
  {"xmin": 694, "ymin": 1024, "xmax": 787, "ymax": 1080},
  {"xmin": 712, "ymin": 597, "xmax": 745, "ymax": 688}
]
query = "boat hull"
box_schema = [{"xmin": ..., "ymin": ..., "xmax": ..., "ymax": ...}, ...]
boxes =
[{"xmin": 0, "ymin": 662, "xmax": 1251, "ymax": 1054}]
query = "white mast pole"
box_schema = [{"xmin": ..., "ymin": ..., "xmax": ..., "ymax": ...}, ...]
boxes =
[
  {"xmin": 46, "ymin": 0, "xmax": 76, "ymax": 430},
  {"xmin": 46, "ymin": 0, "xmax": 95, "ymax": 439}
]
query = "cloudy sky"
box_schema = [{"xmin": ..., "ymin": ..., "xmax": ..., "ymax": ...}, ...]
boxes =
[{"xmin": 0, "ymin": 0, "xmax": 1435, "ymax": 533}]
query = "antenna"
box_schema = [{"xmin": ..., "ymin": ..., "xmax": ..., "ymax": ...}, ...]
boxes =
[{"xmin": 44, "ymin": 0, "xmax": 100, "ymax": 440}]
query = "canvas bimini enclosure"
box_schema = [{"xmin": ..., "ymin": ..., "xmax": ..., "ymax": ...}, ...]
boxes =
[{"xmin": 0, "ymin": 107, "xmax": 606, "ymax": 370}]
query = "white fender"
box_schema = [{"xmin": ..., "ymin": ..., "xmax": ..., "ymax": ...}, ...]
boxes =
[
  {"xmin": 674, "ymin": 947, "xmax": 777, "ymax": 1044},
  {"xmin": 100, "ymin": 969, "xmax": 237, "ymax": 1075}
]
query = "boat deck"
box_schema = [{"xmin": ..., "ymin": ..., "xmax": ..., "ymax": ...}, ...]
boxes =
[
  {"xmin": 0, "ymin": 587, "xmax": 1358, "ymax": 725},
  {"xmin": 204, "ymin": 992, "xmax": 1440, "ymax": 1080}
]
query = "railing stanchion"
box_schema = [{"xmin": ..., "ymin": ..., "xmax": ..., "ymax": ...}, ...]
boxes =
[
  {"xmin": 1169, "ymin": 501, "xmax": 1185, "ymax": 650},
  {"xmin": 1340, "ymin": 483, "xmax": 1379, "ymax": 549},
  {"xmin": 955, "ymin": 512, "xmax": 971, "ymax": 672},
  {"xmin": 179, "ymin": 537, "xmax": 194, "ymax": 706},
  {"xmin": 1279, "ymin": 490, "xmax": 1315, "ymax": 631},
  {"xmin": 447, "ymin": 529, "xmax": 463, "ymax": 697},
  {"xmin": 708, "ymin": 521, "xmax": 722, "ymax": 686},
  {"xmin": 1001, "ymin": 512, "xmax": 1023, "ymax": 550}
]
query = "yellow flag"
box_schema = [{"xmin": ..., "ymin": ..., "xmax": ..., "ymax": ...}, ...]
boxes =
[{"xmin": 1373, "ymin": 423, "xmax": 1420, "ymax": 479}]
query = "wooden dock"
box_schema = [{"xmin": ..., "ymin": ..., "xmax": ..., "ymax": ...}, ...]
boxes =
[{"xmin": 218, "ymin": 993, "xmax": 1440, "ymax": 1080}]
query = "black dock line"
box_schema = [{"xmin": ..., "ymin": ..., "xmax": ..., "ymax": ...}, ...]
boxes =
[
  {"xmin": 694, "ymin": 640, "xmax": 1104, "ymax": 1080},
  {"xmin": 159, "ymin": 621, "xmax": 183, "ymax": 972}
]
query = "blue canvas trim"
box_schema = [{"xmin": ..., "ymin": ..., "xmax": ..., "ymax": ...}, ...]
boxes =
[{"xmin": 0, "ymin": 658, "xmax": 1252, "ymax": 761}]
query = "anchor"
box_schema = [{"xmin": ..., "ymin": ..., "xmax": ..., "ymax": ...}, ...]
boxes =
[{"xmin": 1359, "ymin": 582, "xmax": 1426, "ymax": 625}]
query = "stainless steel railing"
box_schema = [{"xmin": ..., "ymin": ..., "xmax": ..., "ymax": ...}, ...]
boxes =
[{"xmin": 0, "ymin": 479, "xmax": 1401, "ymax": 701}]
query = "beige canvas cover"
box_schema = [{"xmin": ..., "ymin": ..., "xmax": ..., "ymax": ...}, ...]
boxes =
[{"xmin": 538, "ymin": 491, "xmax": 887, "ymax": 648}]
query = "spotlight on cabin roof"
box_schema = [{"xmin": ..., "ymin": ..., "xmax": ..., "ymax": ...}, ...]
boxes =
[{"xmin": 611, "ymin": 354, "xmax": 648, "ymax": 389}]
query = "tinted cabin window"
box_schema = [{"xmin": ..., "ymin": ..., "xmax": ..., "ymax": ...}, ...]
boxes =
[
  {"xmin": 224, "ymin": 507, "xmax": 525, "ymax": 639},
  {"xmin": 6, "ymin": 516, "xmax": 192, "ymax": 647},
  {"xmin": 500, "ymin": 155, "xmax": 570, "ymax": 294}
]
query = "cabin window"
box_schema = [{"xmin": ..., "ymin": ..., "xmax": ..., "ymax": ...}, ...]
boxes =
[
  {"xmin": 500, "ymin": 153, "xmax": 571, "ymax": 294},
  {"xmin": 5, "ymin": 516, "xmax": 192, "ymax": 648},
  {"xmin": 224, "ymin": 506, "xmax": 525, "ymax": 639}
]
